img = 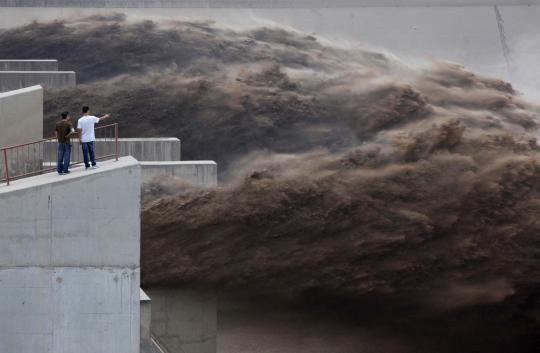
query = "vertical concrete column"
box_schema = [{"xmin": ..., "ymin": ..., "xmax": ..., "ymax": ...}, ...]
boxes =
[{"xmin": 0, "ymin": 157, "xmax": 141, "ymax": 353}]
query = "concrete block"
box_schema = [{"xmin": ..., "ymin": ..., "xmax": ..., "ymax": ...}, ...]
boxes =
[
  {"xmin": 0, "ymin": 71, "xmax": 76, "ymax": 92},
  {"xmin": 0, "ymin": 157, "xmax": 141, "ymax": 267},
  {"xmin": 0, "ymin": 85, "xmax": 43, "ymax": 182},
  {"xmin": 0, "ymin": 60, "xmax": 58, "ymax": 71},
  {"xmin": 144, "ymin": 288, "xmax": 217, "ymax": 353},
  {"xmin": 0, "ymin": 157, "xmax": 141, "ymax": 353},
  {"xmin": 43, "ymin": 138, "xmax": 181, "ymax": 163},
  {"xmin": 140, "ymin": 161, "xmax": 217, "ymax": 187},
  {"xmin": 0, "ymin": 85, "xmax": 43, "ymax": 148}
]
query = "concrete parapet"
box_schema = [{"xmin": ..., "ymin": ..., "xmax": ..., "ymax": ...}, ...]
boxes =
[
  {"xmin": 144, "ymin": 288, "xmax": 217, "ymax": 353},
  {"xmin": 140, "ymin": 161, "xmax": 217, "ymax": 186},
  {"xmin": 0, "ymin": 71, "xmax": 76, "ymax": 92},
  {"xmin": 0, "ymin": 59, "xmax": 58, "ymax": 71},
  {"xmin": 43, "ymin": 138, "xmax": 181, "ymax": 163},
  {"xmin": 0, "ymin": 157, "xmax": 141, "ymax": 353}
]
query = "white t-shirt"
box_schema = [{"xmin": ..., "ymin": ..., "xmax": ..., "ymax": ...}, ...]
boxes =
[{"xmin": 77, "ymin": 115, "xmax": 100, "ymax": 143}]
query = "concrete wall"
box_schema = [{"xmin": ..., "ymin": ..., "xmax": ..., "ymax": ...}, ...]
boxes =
[
  {"xmin": 0, "ymin": 85, "xmax": 43, "ymax": 179},
  {"xmin": 0, "ymin": 71, "xmax": 76, "ymax": 92},
  {"xmin": 0, "ymin": 85, "xmax": 43, "ymax": 148},
  {"xmin": 0, "ymin": 60, "xmax": 58, "ymax": 71},
  {"xmin": 0, "ymin": 157, "xmax": 141, "ymax": 353},
  {"xmin": 140, "ymin": 161, "xmax": 217, "ymax": 186},
  {"xmin": 145, "ymin": 288, "xmax": 217, "ymax": 353},
  {"xmin": 43, "ymin": 138, "xmax": 181, "ymax": 163},
  {"xmin": 1, "ymin": 0, "xmax": 539, "ymax": 7}
]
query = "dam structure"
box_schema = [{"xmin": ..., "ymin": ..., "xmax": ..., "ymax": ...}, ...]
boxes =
[
  {"xmin": 0, "ymin": 157, "xmax": 141, "ymax": 353},
  {"xmin": 1, "ymin": 62, "xmax": 218, "ymax": 353},
  {"xmin": 0, "ymin": 84, "xmax": 142, "ymax": 353},
  {"xmin": 41, "ymin": 138, "xmax": 217, "ymax": 186}
]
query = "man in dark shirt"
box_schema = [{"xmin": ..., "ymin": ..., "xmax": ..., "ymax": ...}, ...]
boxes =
[{"xmin": 55, "ymin": 111, "xmax": 75, "ymax": 175}]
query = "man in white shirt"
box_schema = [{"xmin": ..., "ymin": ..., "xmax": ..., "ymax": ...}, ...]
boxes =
[{"xmin": 77, "ymin": 106, "xmax": 111, "ymax": 169}]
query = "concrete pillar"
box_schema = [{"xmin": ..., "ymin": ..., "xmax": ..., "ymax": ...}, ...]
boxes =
[{"xmin": 0, "ymin": 157, "xmax": 141, "ymax": 353}]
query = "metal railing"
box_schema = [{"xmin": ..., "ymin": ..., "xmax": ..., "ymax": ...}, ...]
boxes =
[{"xmin": 0, "ymin": 123, "xmax": 118, "ymax": 185}]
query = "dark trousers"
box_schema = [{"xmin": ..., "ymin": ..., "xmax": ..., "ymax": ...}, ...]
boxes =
[
  {"xmin": 57, "ymin": 143, "xmax": 71, "ymax": 173},
  {"xmin": 81, "ymin": 141, "xmax": 96, "ymax": 168}
]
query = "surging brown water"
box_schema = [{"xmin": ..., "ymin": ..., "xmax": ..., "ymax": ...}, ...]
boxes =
[{"xmin": 2, "ymin": 15, "xmax": 539, "ymax": 352}]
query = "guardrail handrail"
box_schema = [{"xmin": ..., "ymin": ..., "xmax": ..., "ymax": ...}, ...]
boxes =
[{"xmin": 1, "ymin": 123, "xmax": 119, "ymax": 186}]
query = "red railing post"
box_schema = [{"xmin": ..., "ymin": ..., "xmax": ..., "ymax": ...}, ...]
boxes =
[
  {"xmin": 3, "ymin": 149, "xmax": 10, "ymax": 186},
  {"xmin": 115, "ymin": 123, "xmax": 119, "ymax": 161}
]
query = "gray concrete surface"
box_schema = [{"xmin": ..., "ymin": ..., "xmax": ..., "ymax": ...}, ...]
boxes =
[
  {"xmin": 0, "ymin": 86, "xmax": 43, "ymax": 180},
  {"xmin": 1, "ymin": 1, "xmax": 540, "ymax": 8},
  {"xmin": 42, "ymin": 138, "xmax": 181, "ymax": 163},
  {"xmin": 140, "ymin": 161, "xmax": 217, "ymax": 186},
  {"xmin": 0, "ymin": 85, "xmax": 43, "ymax": 148},
  {"xmin": 0, "ymin": 71, "xmax": 76, "ymax": 92},
  {"xmin": 145, "ymin": 288, "xmax": 217, "ymax": 353},
  {"xmin": 0, "ymin": 59, "xmax": 58, "ymax": 71},
  {"xmin": 0, "ymin": 157, "xmax": 141, "ymax": 353}
]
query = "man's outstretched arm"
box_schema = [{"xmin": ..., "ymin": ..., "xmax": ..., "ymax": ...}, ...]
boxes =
[{"xmin": 98, "ymin": 114, "xmax": 111, "ymax": 122}]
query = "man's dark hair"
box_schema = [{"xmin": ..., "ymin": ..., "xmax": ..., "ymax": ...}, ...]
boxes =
[
  {"xmin": 61, "ymin": 111, "xmax": 69, "ymax": 119},
  {"xmin": 82, "ymin": 106, "xmax": 90, "ymax": 113}
]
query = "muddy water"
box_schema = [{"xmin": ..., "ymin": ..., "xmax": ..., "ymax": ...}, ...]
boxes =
[
  {"xmin": 218, "ymin": 304, "xmax": 410, "ymax": 353},
  {"xmin": 2, "ymin": 5, "xmax": 540, "ymax": 94}
]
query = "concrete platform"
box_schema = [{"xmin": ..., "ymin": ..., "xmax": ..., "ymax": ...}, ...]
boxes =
[
  {"xmin": 0, "ymin": 71, "xmax": 76, "ymax": 92},
  {"xmin": 43, "ymin": 138, "xmax": 182, "ymax": 163},
  {"xmin": 0, "ymin": 59, "xmax": 58, "ymax": 71},
  {"xmin": 141, "ymin": 161, "xmax": 217, "ymax": 186},
  {"xmin": 0, "ymin": 157, "xmax": 141, "ymax": 353}
]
